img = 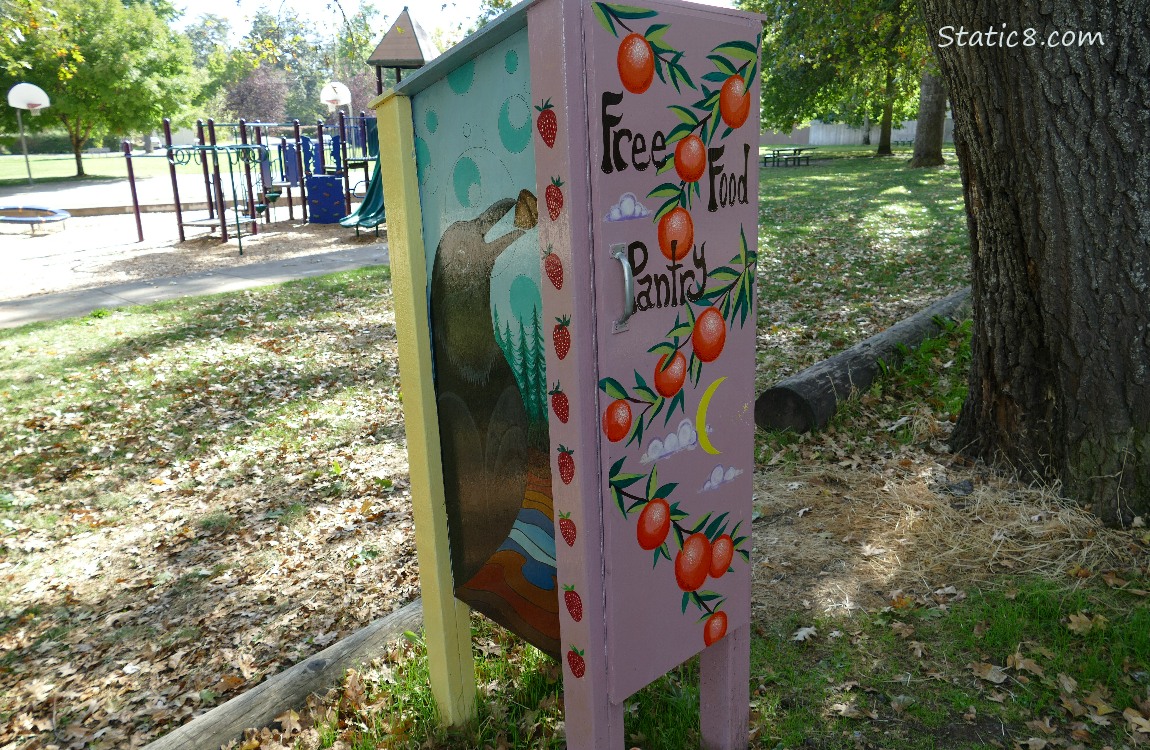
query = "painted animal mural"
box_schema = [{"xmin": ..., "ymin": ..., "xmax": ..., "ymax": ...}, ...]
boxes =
[{"xmin": 429, "ymin": 191, "xmax": 561, "ymax": 656}]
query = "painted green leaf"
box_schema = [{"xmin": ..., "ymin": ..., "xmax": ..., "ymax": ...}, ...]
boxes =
[
  {"xmin": 707, "ymin": 54, "xmax": 738, "ymax": 76},
  {"xmin": 600, "ymin": 376, "xmax": 628, "ymax": 400},
  {"xmin": 712, "ymin": 39, "xmax": 758, "ymax": 62}
]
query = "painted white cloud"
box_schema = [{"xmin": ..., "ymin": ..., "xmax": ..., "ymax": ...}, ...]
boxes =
[
  {"xmin": 604, "ymin": 192, "xmax": 651, "ymax": 222},
  {"xmin": 641, "ymin": 419, "xmax": 698, "ymax": 463},
  {"xmin": 702, "ymin": 464, "xmax": 744, "ymax": 492}
]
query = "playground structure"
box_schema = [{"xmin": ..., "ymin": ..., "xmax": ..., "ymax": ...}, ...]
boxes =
[{"xmin": 122, "ymin": 111, "xmax": 386, "ymax": 249}]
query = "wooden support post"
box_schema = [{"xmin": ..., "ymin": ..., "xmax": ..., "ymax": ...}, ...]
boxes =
[
  {"xmin": 700, "ymin": 624, "xmax": 751, "ymax": 749},
  {"xmin": 294, "ymin": 120, "xmax": 307, "ymax": 223},
  {"xmin": 338, "ymin": 109, "xmax": 352, "ymax": 214},
  {"xmin": 238, "ymin": 119, "xmax": 258, "ymax": 235},
  {"xmin": 374, "ymin": 91, "xmax": 476, "ymax": 727},
  {"xmin": 122, "ymin": 140, "xmax": 144, "ymax": 243},
  {"xmin": 163, "ymin": 118, "xmax": 184, "ymax": 242},
  {"xmin": 208, "ymin": 119, "xmax": 228, "ymax": 242},
  {"xmin": 196, "ymin": 120, "xmax": 214, "ymax": 219}
]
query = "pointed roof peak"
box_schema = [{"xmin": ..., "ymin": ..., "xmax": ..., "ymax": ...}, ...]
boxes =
[{"xmin": 367, "ymin": 8, "xmax": 440, "ymax": 69}]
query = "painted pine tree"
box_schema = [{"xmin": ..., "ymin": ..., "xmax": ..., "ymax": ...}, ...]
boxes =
[
  {"xmin": 515, "ymin": 317, "xmax": 536, "ymax": 420},
  {"xmin": 530, "ymin": 307, "xmax": 548, "ymax": 424}
]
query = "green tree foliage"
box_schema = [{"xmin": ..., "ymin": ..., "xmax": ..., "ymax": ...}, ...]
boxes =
[
  {"xmin": 737, "ymin": 0, "xmax": 927, "ymax": 154},
  {"xmin": 0, "ymin": 0, "xmax": 197, "ymax": 175},
  {"xmin": 0, "ymin": 0, "xmax": 79, "ymax": 81},
  {"xmin": 471, "ymin": 0, "xmax": 514, "ymax": 32}
]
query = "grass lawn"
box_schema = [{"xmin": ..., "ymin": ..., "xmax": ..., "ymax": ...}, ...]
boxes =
[
  {"xmin": 0, "ymin": 151, "xmax": 203, "ymax": 188},
  {"xmin": 2, "ymin": 152, "xmax": 1147, "ymax": 750}
]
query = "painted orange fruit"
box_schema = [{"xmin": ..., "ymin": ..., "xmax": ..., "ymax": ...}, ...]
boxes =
[
  {"xmin": 657, "ymin": 207, "xmax": 693, "ymax": 261},
  {"xmin": 636, "ymin": 498, "xmax": 671, "ymax": 551},
  {"xmin": 674, "ymin": 134, "xmax": 706, "ymax": 183},
  {"xmin": 692, "ymin": 306, "xmax": 726, "ymax": 363},
  {"xmin": 719, "ymin": 75, "xmax": 750, "ymax": 128},
  {"xmin": 703, "ymin": 611, "xmax": 728, "ymax": 646},
  {"xmin": 617, "ymin": 33, "xmax": 655, "ymax": 94},
  {"xmin": 675, "ymin": 532, "xmax": 711, "ymax": 592},
  {"xmin": 653, "ymin": 352, "xmax": 687, "ymax": 398},
  {"xmin": 709, "ymin": 534, "xmax": 734, "ymax": 578},
  {"xmin": 602, "ymin": 398, "xmax": 632, "ymax": 443}
]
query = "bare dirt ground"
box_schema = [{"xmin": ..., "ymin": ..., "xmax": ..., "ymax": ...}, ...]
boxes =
[{"xmin": 0, "ymin": 212, "xmax": 383, "ymax": 301}]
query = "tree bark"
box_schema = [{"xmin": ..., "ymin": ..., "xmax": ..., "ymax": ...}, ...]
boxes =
[
  {"xmin": 876, "ymin": 67, "xmax": 894, "ymax": 155},
  {"xmin": 62, "ymin": 115, "xmax": 86, "ymax": 177},
  {"xmin": 908, "ymin": 67, "xmax": 946, "ymax": 167},
  {"xmin": 919, "ymin": 0, "xmax": 1150, "ymax": 526}
]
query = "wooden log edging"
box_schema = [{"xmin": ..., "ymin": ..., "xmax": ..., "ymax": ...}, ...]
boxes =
[
  {"xmin": 144, "ymin": 598, "xmax": 423, "ymax": 750},
  {"xmin": 754, "ymin": 287, "xmax": 971, "ymax": 434}
]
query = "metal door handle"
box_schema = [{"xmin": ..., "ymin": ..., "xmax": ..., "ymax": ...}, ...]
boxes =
[{"xmin": 611, "ymin": 244, "xmax": 634, "ymax": 331}]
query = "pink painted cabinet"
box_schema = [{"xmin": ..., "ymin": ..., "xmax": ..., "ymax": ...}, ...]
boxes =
[
  {"xmin": 383, "ymin": 0, "xmax": 761, "ymax": 745},
  {"xmin": 526, "ymin": 1, "xmax": 761, "ymax": 746}
]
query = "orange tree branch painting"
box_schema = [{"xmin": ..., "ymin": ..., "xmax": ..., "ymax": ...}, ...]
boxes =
[
  {"xmin": 607, "ymin": 458, "xmax": 750, "ymax": 645},
  {"xmin": 598, "ymin": 226, "xmax": 757, "ymax": 448}
]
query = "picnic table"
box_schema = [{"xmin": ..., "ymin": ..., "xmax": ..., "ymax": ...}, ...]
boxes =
[{"xmin": 760, "ymin": 146, "xmax": 817, "ymax": 167}]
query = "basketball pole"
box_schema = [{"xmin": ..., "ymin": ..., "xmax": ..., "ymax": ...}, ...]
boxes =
[{"xmin": 16, "ymin": 108, "xmax": 33, "ymax": 186}]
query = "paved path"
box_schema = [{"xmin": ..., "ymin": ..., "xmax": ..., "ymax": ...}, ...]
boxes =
[{"xmin": 0, "ymin": 243, "xmax": 388, "ymax": 329}]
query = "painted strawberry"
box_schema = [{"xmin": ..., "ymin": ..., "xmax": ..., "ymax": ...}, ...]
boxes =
[
  {"xmin": 543, "ymin": 245, "xmax": 563, "ymax": 290},
  {"xmin": 549, "ymin": 382, "xmax": 569, "ymax": 423},
  {"xmin": 567, "ymin": 646, "xmax": 586, "ymax": 678},
  {"xmin": 553, "ymin": 316, "xmax": 571, "ymax": 360},
  {"xmin": 545, "ymin": 177, "xmax": 564, "ymax": 221},
  {"xmin": 557, "ymin": 446, "xmax": 575, "ymax": 485},
  {"xmin": 536, "ymin": 99, "xmax": 557, "ymax": 148},
  {"xmin": 559, "ymin": 512, "xmax": 577, "ymax": 547},
  {"xmin": 563, "ymin": 585, "xmax": 583, "ymax": 622}
]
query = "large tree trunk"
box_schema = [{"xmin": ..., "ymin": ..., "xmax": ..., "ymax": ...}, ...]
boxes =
[
  {"xmin": 876, "ymin": 68, "xmax": 894, "ymax": 156},
  {"xmin": 63, "ymin": 115, "xmax": 86, "ymax": 177},
  {"xmin": 908, "ymin": 67, "xmax": 946, "ymax": 167},
  {"xmin": 919, "ymin": 0, "xmax": 1150, "ymax": 526}
]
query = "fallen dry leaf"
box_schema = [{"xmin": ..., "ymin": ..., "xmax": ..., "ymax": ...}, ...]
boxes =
[
  {"xmin": 275, "ymin": 709, "xmax": 301, "ymax": 736},
  {"xmin": 1101, "ymin": 571, "xmax": 1128, "ymax": 588},
  {"xmin": 908, "ymin": 641, "xmax": 925, "ymax": 658},
  {"xmin": 1083, "ymin": 689, "xmax": 1116, "ymax": 716},
  {"xmin": 1008, "ymin": 652, "xmax": 1045, "ymax": 678},
  {"xmin": 971, "ymin": 662, "xmax": 1009, "ymax": 684},
  {"xmin": 1026, "ymin": 716, "xmax": 1057, "ymax": 735},
  {"xmin": 1061, "ymin": 695, "xmax": 1088, "ymax": 718},
  {"xmin": 1124, "ymin": 707, "xmax": 1150, "ymax": 733},
  {"xmin": 1067, "ymin": 612, "xmax": 1107, "ymax": 634},
  {"xmin": 792, "ymin": 626, "xmax": 817, "ymax": 642},
  {"xmin": 1058, "ymin": 673, "xmax": 1079, "ymax": 694},
  {"xmin": 891, "ymin": 621, "xmax": 915, "ymax": 639}
]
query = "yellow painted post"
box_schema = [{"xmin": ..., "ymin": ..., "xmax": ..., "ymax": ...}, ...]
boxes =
[{"xmin": 370, "ymin": 90, "xmax": 477, "ymax": 726}]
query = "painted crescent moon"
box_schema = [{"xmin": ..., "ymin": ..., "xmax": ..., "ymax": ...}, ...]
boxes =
[{"xmin": 696, "ymin": 376, "xmax": 725, "ymax": 455}]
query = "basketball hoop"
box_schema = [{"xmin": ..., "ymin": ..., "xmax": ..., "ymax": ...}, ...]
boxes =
[
  {"xmin": 319, "ymin": 81, "xmax": 351, "ymax": 114},
  {"xmin": 7, "ymin": 83, "xmax": 51, "ymax": 185}
]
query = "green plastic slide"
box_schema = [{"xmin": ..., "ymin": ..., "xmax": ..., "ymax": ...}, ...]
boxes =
[{"xmin": 340, "ymin": 157, "xmax": 386, "ymax": 229}]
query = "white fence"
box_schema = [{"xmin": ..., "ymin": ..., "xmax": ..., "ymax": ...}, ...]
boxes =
[{"xmin": 762, "ymin": 118, "xmax": 955, "ymax": 147}]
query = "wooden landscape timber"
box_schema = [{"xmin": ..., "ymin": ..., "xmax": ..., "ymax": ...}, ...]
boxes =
[
  {"xmin": 754, "ymin": 287, "xmax": 971, "ymax": 433},
  {"xmin": 143, "ymin": 599, "xmax": 423, "ymax": 750}
]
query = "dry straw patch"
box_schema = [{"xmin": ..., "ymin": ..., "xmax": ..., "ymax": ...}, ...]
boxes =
[{"xmin": 750, "ymin": 464, "xmax": 1143, "ymax": 619}]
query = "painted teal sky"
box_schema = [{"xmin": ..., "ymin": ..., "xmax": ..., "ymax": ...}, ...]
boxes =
[{"xmin": 411, "ymin": 30, "xmax": 540, "ymax": 335}]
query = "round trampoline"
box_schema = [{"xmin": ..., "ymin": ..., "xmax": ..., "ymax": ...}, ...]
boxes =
[
  {"xmin": 0, "ymin": 205, "xmax": 70, "ymax": 234},
  {"xmin": 0, "ymin": 205, "xmax": 71, "ymax": 224}
]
